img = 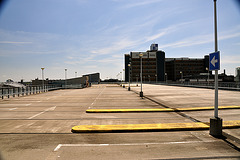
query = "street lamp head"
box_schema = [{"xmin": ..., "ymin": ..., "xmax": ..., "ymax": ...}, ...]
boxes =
[
  {"xmin": 139, "ymin": 53, "xmax": 143, "ymax": 57},
  {"xmin": 128, "ymin": 64, "xmax": 131, "ymax": 67},
  {"xmin": 41, "ymin": 68, "xmax": 45, "ymax": 70}
]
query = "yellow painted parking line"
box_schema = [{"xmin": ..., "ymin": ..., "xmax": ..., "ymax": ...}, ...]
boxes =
[
  {"xmin": 71, "ymin": 120, "xmax": 240, "ymax": 133},
  {"xmin": 86, "ymin": 108, "xmax": 173, "ymax": 113},
  {"xmin": 222, "ymin": 120, "xmax": 240, "ymax": 128},
  {"xmin": 86, "ymin": 106, "xmax": 240, "ymax": 113}
]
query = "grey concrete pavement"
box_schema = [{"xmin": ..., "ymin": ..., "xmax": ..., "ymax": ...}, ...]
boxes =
[
  {"xmin": 130, "ymin": 84, "xmax": 240, "ymax": 108},
  {"xmin": 0, "ymin": 84, "xmax": 239, "ymax": 160}
]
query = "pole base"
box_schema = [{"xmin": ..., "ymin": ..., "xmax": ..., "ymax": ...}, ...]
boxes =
[
  {"xmin": 128, "ymin": 87, "xmax": 131, "ymax": 91},
  {"xmin": 140, "ymin": 91, "xmax": 143, "ymax": 97},
  {"xmin": 210, "ymin": 117, "xmax": 222, "ymax": 138}
]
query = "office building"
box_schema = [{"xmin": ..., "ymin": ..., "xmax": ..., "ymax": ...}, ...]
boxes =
[
  {"xmin": 125, "ymin": 44, "xmax": 211, "ymax": 82},
  {"xmin": 165, "ymin": 56, "xmax": 210, "ymax": 81},
  {"xmin": 125, "ymin": 44, "xmax": 165, "ymax": 83}
]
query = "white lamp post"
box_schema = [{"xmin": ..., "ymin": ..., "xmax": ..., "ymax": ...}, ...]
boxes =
[
  {"xmin": 123, "ymin": 69, "xmax": 125, "ymax": 88},
  {"xmin": 128, "ymin": 63, "xmax": 131, "ymax": 91},
  {"xmin": 206, "ymin": 67, "xmax": 209, "ymax": 86},
  {"xmin": 41, "ymin": 68, "xmax": 45, "ymax": 92},
  {"xmin": 180, "ymin": 71, "xmax": 183, "ymax": 84},
  {"xmin": 155, "ymin": 74, "xmax": 157, "ymax": 84},
  {"xmin": 65, "ymin": 68, "xmax": 67, "ymax": 89},
  {"xmin": 165, "ymin": 73, "xmax": 168, "ymax": 83},
  {"xmin": 139, "ymin": 53, "xmax": 143, "ymax": 97},
  {"xmin": 120, "ymin": 72, "xmax": 122, "ymax": 86},
  {"xmin": 136, "ymin": 75, "xmax": 138, "ymax": 86}
]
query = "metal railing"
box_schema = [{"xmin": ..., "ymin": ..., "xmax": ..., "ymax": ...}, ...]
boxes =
[
  {"xmin": 127, "ymin": 81, "xmax": 240, "ymax": 91},
  {"xmin": 0, "ymin": 83, "xmax": 90, "ymax": 99},
  {"xmin": 154, "ymin": 81, "xmax": 240, "ymax": 91},
  {"xmin": 63, "ymin": 84, "xmax": 83, "ymax": 89},
  {"xmin": 1, "ymin": 85, "xmax": 61, "ymax": 99}
]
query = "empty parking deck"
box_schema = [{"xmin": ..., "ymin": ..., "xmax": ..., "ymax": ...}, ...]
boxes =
[{"xmin": 0, "ymin": 84, "xmax": 240, "ymax": 160}]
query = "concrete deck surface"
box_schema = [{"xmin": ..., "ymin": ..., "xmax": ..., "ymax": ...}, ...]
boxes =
[{"xmin": 0, "ymin": 84, "xmax": 239, "ymax": 160}]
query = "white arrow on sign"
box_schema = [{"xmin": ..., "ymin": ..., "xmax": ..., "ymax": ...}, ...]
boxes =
[{"xmin": 211, "ymin": 56, "xmax": 218, "ymax": 67}]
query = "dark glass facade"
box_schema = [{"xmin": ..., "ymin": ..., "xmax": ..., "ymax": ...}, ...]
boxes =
[
  {"xmin": 125, "ymin": 48, "xmax": 210, "ymax": 82},
  {"xmin": 125, "ymin": 51, "xmax": 165, "ymax": 82}
]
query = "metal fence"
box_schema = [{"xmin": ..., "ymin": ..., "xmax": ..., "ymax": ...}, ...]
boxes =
[
  {"xmin": 1, "ymin": 85, "xmax": 63, "ymax": 99},
  {"xmin": 63, "ymin": 84, "xmax": 83, "ymax": 89},
  {"xmin": 126, "ymin": 80, "xmax": 240, "ymax": 91},
  {"xmin": 0, "ymin": 84, "xmax": 86, "ymax": 99},
  {"xmin": 143, "ymin": 81, "xmax": 240, "ymax": 91}
]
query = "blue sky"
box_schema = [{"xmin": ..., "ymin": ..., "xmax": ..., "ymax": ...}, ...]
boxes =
[{"xmin": 0, "ymin": 0, "xmax": 240, "ymax": 82}]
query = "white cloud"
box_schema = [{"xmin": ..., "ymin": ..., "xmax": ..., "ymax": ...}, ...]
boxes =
[
  {"xmin": 159, "ymin": 26, "xmax": 240, "ymax": 49},
  {"xmin": 221, "ymin": 51, "xmax": 240, "ymax": 64},
  {"xmin": 120, "ymin": 0, "xmax": 163, "ymax": 9},
  {"xmin": 83, "ymin": 65, "xmax": 98, "ymax": 69},
  {"xmin": 219, "ymin": 32, "xmax": 240, "ymax": 41},
  {"xmin": 0, "ymin": 41, "xmax": 32, "ymax": 44}
]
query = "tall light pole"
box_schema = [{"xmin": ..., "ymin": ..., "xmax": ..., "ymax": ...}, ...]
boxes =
[
  {"xmin": 180, "ymin": 71, "xmax": 183, "ymax": 84},
  {"xmin": 136, "ymin": 75, "xmax": 138, "ymax": 86},
  {"xmin": 128, "ymin": 63, "xmax": 131, "ymax": 91},
  {"xmin": 165, "ymin": 73, "xmax": 168, "ymax": 83},
  {"xmin": 210, "ymin": 0, "xmax": 222, "ymax": 138},
  {"xmin": 139, "ymin": 53, "xmax": 143, "ymax": 97},
  {"xmin": 65, "ymin": 68, "xmax": 67, "ymax": 89},
  {"xmin": 120, "ymin": 72, "xmax": 122, "ymax": 86},
  {"xmin": 123, "ymin": 69, "xmax": 125, "ymax": 88},
  {"xmin": 206, "ymin": 67, "xmax": 209, "ymax": 86},
  {"xmin": 75, "ymin": 72, "xmax": 77, "ymax": 78},
  {"xmin": 41, "ymin": 68, "xmax": 44, "ymax": 92},
  {"xmin": 155, "ymin": 74, "xmax": 157, "ymax": 84}
]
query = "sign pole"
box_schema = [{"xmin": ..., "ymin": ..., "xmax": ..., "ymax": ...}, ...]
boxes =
[
  {"xmin": 139, "ymin": 53, "xmax": 143, "ymax": 97},
  {"xmin": 214, "ymin": 70, "xmax": 218, "ymax": 118},
  {"xmin": 210, "ymin": 0, "xmax": 222, "ymax": 138},
  {"xmin": 214, "ymin": 0, "xmax": 218, "ymax": 118}
]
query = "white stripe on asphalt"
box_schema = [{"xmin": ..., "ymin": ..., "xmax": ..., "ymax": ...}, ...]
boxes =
[
  {"xmin": 89, "ymin": 87, "xmax": 106, "ymax": 109},
  {"xmin": 9, "ymin": 108, "xmax": 17, "ymax": 110},
  {"xmin": 27, "ymin": 106, "xmax": 56, "ymax": 119},
  {"xmin": 54, "ymin": 140, "xmax": 217, "ymax": 152}
]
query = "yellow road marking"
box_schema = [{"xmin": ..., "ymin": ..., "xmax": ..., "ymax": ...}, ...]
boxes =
[
  {"xmin": 71, "ymin": 120, "xmax": 240, "ymax": 133},
  {"xmin": 86, "ymin": 106, "xmax": 240, "ymax": 113}
]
